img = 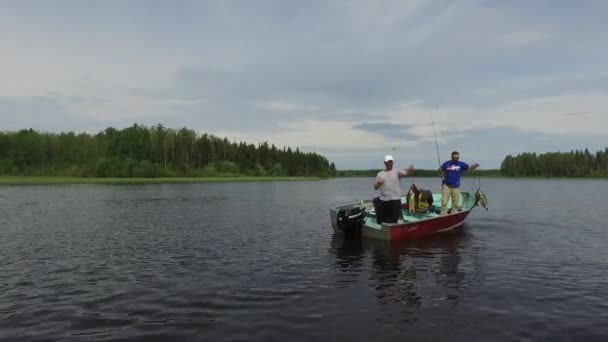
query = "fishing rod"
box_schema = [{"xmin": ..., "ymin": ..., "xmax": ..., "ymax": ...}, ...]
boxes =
[
  {"xmin": 430, "ymin": 109, "xmax": 443, "ymax": 184},
  {"xmin": 430, "ymin": 112, "xmax": 441, "ymax": 168}
]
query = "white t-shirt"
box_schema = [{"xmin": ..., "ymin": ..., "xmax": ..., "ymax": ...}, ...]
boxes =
[{"xmin": 376, "ymin": 168, "xmax": 402, "ymax": 201}]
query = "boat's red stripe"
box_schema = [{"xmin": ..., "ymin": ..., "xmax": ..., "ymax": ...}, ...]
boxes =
[{"xmin": 389, "ymin": 211, "xmax": 471, "ymax": 240}]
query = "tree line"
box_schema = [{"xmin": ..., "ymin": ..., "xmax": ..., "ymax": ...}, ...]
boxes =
[
  {"xmin": 0, "ymin": 124, "xmax": 337, "ymax": 178},
  {"xmin": 500, "ymin": 148, "xmax": 608, "ymax": 177},
  {"xmin": 339, "ymin": 147, "xmax": 608, "ymax": 179},
  {"xmin": 336, "ymin": 169, "xmax": 501, "ymax": 178}
]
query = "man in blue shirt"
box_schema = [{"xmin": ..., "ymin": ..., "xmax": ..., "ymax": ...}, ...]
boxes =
[{"xmin": 440, "ymin": 151, "xmax": 479, "ymax": 215}]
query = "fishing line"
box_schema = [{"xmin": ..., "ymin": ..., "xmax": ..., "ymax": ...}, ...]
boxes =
[
  {"xmin": 430, "ymin": 110, "xmax": 441, "ymax": 170},
  {"xmin": 430, "ymin": 108, "xmax": 444, "ymax": 191}
]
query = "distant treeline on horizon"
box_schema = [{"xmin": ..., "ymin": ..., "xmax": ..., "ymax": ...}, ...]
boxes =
[
  {"xmin": 500, "ymin": 148, "xmax": 608, "ymax": 178},
  {"xmin": 0, "ymin": 124, "xmax": 336, "ymax": 178},
  {"xmin": 1, "ymin": 124, "xmax": 606, "ymax": 179},
  {"xmin": 338, "ymin": 148, "xmax": 608, "ymax": 178},
  {"xmin": 336, "ymin": 169, "xmax": 501, "ymax": 177}
]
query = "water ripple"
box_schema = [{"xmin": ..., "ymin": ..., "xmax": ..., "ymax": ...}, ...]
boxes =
[{"xmin": 1, "ymin": 179, "xmax": 608, "ymax": 341}]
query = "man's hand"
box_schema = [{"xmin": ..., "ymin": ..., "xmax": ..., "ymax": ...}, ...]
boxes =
[
  {"xmin": 406, "ymin": 164, "xmax": 415, "ymax": 176},
  {"xmin": 471, "ymin": 163, "xmax": 480, "ymax": 170},
  {"xmin": 398, "ymin": 164, "xmax": 414, "ymax": 178}
]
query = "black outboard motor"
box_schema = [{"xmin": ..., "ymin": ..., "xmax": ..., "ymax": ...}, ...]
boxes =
[{"xmin": 336, "ymin": 206, "xmax": 365, "ymax": 237}]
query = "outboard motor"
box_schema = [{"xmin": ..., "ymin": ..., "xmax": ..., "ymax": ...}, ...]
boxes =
[{"xmin": 336, "ymin": 206, "xmax": 365, "ymax": 237}]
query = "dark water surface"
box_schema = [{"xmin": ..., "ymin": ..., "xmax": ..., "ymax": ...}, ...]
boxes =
[{"xmin": 1, "ymin": 178, "xmax": 608, "ymax": 341}]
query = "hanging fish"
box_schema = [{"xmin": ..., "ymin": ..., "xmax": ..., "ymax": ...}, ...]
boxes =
[{"xmin": 474, "ymin": 190, "xmax": 488, "ymax": 210}]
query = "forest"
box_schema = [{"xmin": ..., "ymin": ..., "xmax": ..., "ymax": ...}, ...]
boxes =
[
  {"xmin": 1, "ymin": 124, "xmax": 605, "ymax": 179},
  {"xmin": 500, "ymin": 148, "xmax": 608, "ymax": 177},
  {"xmin": 0, "ymin": 124, "xmax": 336, "ymax": 178}
]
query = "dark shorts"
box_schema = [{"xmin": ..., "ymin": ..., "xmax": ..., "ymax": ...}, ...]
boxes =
[{"xmin": 373, "ymin": 198, "xmax": 402, "ymax": 224}]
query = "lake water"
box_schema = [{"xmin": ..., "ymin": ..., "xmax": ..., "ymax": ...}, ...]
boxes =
[{"xmin": 1, "ymin": 177, "xmax": 608, "ymax": 341}]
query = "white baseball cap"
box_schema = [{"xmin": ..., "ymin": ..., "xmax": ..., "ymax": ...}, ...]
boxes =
[{"xmin": 384, "ymin": 155, "xmax": 394, "ymax": 162}]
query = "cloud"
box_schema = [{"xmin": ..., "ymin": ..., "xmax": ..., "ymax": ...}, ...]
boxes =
[
  {"xmin": 352, "ymin": 123, "xmax": 419, "ymax": 140},
  {"xmin": 0, "ymin": 1, "xmax": 607, "ymax": 169},
  {"xmin": 263, "ymin": 101, "xmax": 320, "ymax": 112},
  {"xmin": 214, "ymin": 119, "xmax": 414, "ymax": 151},
  {"xmin": 502, "ymin": 31, "xmax": 550, "ymax": 47}
]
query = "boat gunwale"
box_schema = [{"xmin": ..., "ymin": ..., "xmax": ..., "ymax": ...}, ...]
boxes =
[
  {"xmin": 331, "ymin": 191, "xmax": 477, "ymax": 227},
  {"xmin": 377, "ymin": 206, "xmax": 473, "ymax": 229}
]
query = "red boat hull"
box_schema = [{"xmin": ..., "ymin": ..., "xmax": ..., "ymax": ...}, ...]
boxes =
[{"xmin": 388, "ymin": 209, "xmax": 471, "ymax": 240}]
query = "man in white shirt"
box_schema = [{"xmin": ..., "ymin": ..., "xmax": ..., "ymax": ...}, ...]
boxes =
[{"xmin": 373, "ymin": 155, "xmax": 415, "ymax": 224}]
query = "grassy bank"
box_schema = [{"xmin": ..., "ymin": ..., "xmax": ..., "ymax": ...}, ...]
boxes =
[{"xmin": 0, "ymin": 176, "xmax": 323, "ymax": 185}]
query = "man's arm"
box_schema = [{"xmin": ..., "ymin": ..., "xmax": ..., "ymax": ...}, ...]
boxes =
[
  {"xmin": 398, "ymin": 164, "xmax": 415, "ymax": 178},
  {"xmin": 438, "ymin": 162, "xmax": 446, "ymax": 181},
  {"xmin": 374, "ymin": 176, "xmax": 385, "ymax": 190},
  {"xmin": 438, "ymin": 161, "xmax": 446, "ymax": 173},
  {"xmin": 469, "ymin": 163, "xmax": 480, "ymax": 171}
]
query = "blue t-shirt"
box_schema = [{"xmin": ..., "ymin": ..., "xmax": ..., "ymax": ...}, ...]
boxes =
[{"xmin": 441, "ymin": 160, "xmax": 469, "ymax": 188}]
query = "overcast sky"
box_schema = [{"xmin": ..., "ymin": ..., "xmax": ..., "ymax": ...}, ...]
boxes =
[{"xmin": 1, "ymin": 0, "xmax": 607, "ymax": 169}]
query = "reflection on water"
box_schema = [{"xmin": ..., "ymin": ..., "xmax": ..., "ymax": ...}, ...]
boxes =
[
  {"xmin": 2, "ymin": 179, "xmax": 608, "ymax": 341},
  {"xmin": 330, "ymin": 229, "xmax": 475, "ymax": 323}
]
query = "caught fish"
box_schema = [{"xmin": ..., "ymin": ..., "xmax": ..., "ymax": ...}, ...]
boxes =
[
  {"xmin": 474, "ymin": 190, "xmax": 488, "ymax": 210},
  {"xmin": 407, "ymin": 187, "xmax": 416, "ymax": 215}
]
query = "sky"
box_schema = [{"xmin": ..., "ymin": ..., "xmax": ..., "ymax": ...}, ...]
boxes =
[{"xmin": 1, "ymin": 0, "xmax": 607, "ymax": 169}]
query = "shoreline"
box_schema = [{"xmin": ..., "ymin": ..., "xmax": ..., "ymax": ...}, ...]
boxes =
[
  {"xmin": 334, "ymin": 175, "xmax": 608, "ymax": 180},
  {"xmin": 1, "ymin": 175, "xmax": 606, "ymax": 185},
  {"xmin": 0, "ymin": 176, "xmax": 324, "ymax": 185}
]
